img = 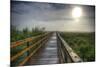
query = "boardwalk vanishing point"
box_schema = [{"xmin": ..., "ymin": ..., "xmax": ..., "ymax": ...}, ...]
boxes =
[{"xmin": 11, "ymin": 32, "xmax": 82, "ymax": 66}]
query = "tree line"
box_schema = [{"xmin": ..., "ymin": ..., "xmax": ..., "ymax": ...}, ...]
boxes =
[{"xmin": 11, "ymin": 25, "xmax": 45, "ymax": 42}]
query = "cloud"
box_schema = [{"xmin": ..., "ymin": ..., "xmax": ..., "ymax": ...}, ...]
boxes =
[{"xmin": 11, "ymin": 1, "xmax": 95, "ymax": 32}]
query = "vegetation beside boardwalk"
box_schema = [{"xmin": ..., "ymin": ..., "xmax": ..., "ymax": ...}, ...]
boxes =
[
  {"xmin": 11, "ymin": 25, "xmax": 45, "ymax": 42},
  {"xmin": 11, "ymin": 25, "xmax": 95, "ymax": 65},
  {"xmin": 11, "ymin": 25, "xmax": 46, "ymax": 66},
  {"xmin": 61, "ymin": 32, "xmax": 95, "ymax": 62}
]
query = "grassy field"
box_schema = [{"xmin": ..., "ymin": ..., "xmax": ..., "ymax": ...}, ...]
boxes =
[{"xmin": 60, "ymin": 32, "xmax": 95, "ymax": 62}]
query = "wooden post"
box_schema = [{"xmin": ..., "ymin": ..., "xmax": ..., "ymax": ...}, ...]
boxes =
[{"xmin": 27, "ymin": 42, "xmax": 30, "ymax": 56}]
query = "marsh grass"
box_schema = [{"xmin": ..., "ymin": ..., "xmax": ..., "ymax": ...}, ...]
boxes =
[{"xmin": 61, "ymin": 32, "xmax": 95, "ymax": 62}]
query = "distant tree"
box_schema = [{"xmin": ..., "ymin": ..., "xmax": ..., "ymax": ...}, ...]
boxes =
[
  {"xmin": 11, "ymin": 25, "xmax": 18, "ymax": 41},
  {"xmin": 23, "ymin": 27, "xmax": 29, "ymax": 38},
  {"xmin": 11, "ymin": 25, "xmax": 17, "ymax": 35},
  {"xmin": 34, "ymin": 27, "xmax": 39, "ymax": 32},
  {"xmin": 32, "ymin": 27, "xmax": 35, "ymax": 32},
  {"xmin": 41, "ymin": 27, "xmax": 45, "ymax": 31}
]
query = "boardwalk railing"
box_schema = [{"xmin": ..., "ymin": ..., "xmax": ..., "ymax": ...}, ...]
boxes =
[
  {"xmin": 11, "ymin": 32, "xmax": 52, "ymax": 66},
  {"xmin": 57, "ymin": 33, "xmax": 83, "ymax": 63}
]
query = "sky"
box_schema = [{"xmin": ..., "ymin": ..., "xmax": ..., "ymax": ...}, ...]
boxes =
[{"xmin": 11, "ymin": 0, "xmax": 95, "ymax": 32}]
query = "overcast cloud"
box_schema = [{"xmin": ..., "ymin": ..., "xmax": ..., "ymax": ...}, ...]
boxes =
[{"xmin": 11, "ymin": 1, "xmax": 95, "ymax": 32}]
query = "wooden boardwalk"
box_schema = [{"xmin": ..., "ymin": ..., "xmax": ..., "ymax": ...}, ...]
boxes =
[
  {"xmin": 26, "ymin": 33, "xmax": 59, "ymax": 65},
  {"xmin": 11, "ymin": 32, "xmax": 82, "ymax": 66}
]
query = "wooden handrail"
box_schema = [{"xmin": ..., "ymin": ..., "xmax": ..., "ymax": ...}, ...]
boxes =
[
  {"xmin": 11, "ymin": 33, "xmax": 49, "ymax": 48},
  {"xmin": 57, "ymin": 33, "xmax": 83, "ymax": 63},
  {"xmin": 11, "ymin": 32, "xmax": 52, "ymax": 66},
  {"xmin": 11, "ymin": 35, "xmax": 48, "ymax": 61},
  {"xmin": 19, "ymin": 35, "xmax": 49, "ymax": 66}
]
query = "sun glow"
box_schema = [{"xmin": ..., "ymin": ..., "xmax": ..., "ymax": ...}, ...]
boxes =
[{"xmin": 72, "ymin": 7, "xmax": 82, "ymax": 18}]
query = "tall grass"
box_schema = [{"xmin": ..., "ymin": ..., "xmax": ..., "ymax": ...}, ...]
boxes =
[
  {"xmin": 11, "ymin": 25, "xmax": 45, "ymax": 42},
  {"xmin": 61, "ymin": 32, "xmax": 95, "ymax": 62}
]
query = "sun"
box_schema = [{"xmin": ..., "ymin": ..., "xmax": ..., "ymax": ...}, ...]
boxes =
[{"xmin": 72, "ymin": 7, "xmax": 82, "ymax": 18}]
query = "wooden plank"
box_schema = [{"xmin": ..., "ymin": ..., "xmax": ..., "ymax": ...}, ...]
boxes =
[
  {"xmin": 57, "ymin": 33, "xmax": 83, "ymax": 62},
  {"xmin": 19, "ymin": 34, "xmax": 50, "ymax": 66},
  {"xmin": 11, "ymin": 35, "xmax": 48, "ymax": 61},
  {"xmin": 19, "ymin": 42, "xmax": 42, "ymax": 66},
  {"xmin": 26, "ymin": 33, "xmax": 59, "ymax": 65}
]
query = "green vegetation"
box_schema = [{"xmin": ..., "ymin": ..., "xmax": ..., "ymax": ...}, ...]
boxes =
[
  {"xmin": 11, "ymin": 25, "xmax": 45, "ymax": 42},
  {"xmin": 61, "ymin": 32, "xmax": 95, "ymax": 62},
  {"xmin": 11, "ymin": 25, "xmax": 46, "ymax": 66}
]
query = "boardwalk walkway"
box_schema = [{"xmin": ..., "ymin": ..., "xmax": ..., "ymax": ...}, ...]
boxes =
[{"xmin": 26, "ymin": 33, "xmax": 59, "ymax": 65}]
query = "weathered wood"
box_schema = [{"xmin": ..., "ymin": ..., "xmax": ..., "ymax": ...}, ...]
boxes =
[
  {"xmin": 11, "ymin": 35, "xmax": 49, "ymax": 62},
  {"xmin": 19, "ymin": 34, "xmax": 51, "ymax": 66},
  {"xmin": 26, "ymin": 33, "xmax": 59, "ymax": 65},
  {"xmin": 11, "ymin": 32, "xmax": 83, "ymax": 66},
  {"xmin": 57, "ymin": 33, "xmax": 83, "ymax": 62},
  {"xmin": 19, "ymin": 41, "xmax": 43, "ymax": 66},
  {"xmin": 11, "ymin": 33, "xmax": 49, "ymax": 48}
]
